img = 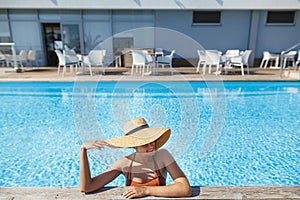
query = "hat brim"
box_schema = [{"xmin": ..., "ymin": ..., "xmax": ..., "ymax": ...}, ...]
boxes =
[{"xmin": 105, "ymin": 128, "xmax": 170, "ymax": 150}]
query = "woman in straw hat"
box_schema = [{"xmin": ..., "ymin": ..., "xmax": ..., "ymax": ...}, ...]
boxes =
[{"xmin": 80, "ymin": 118, "xmax": 192, "ymax": 198}]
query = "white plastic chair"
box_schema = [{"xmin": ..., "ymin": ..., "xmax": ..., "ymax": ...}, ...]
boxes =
[
  {"xmin": 295, "ymin": 50, "xmax": 300, "ymax": 70},
  {"xmin": 83, "ymin": 50, "xmax": 106, "ymax": 76},
  {"xmin": 27, "ymin": 50, "xmax": 39, "ymax": 66},
  {"xmin": 55, "ymin": 50, "xmax": 79, "ymax": 77},
  {"xmin": 20, "ymin": 50, "xmax": 29, "ymax": 65},
  {"xmin": 202, "ymin": 50, "xmax": 221, "ymax": 75},
  {"xmin": 225, "ymin": 49, "xmax": 240, "ymax": 57},
  {"xmin": 229, "ymin": 50, "xmax": 252, "ymax": 76},
  {"xmin": 131, "ymin": 50, "xmax": 147, "ymax": 76},
  {"xmin": 63, "ymin": 49, "xmax": 79, "ymax": 72},
  {"xmin": 0, "ymin": 51, "xmax": 6, "ymax": 66},
  {"xmin": 6, "ymin": 50, "xmax": 27, "ymax": 69},
  {"xmin": 156, "ymin": 50, "xmax": 175, "ymax": 75},
  {"xmin": 221, "ymin": 50, "xmax": 240, "ymax": 71},
  {"xmin": 283, "ymin": 50, "xmax": 297, "ymax": 68},
  {"xmin": 16, "ymin": 50, "xmax": 28, "ymax": 69},
  {"xmin": 259, "ymin": 51, "xmax": 280, "ymax": 69},
  {"xmin": 196, "ymin": 50, "xmax": 206, "ymax": 73},
  {"xmin": 27, "ymin": 50, "xmax": 38, "ymax": 66},
  {"xmin": 154, "ymin": 48, "xmax": 164, "ymax": 57},
  {"xmin": 142, "ymin": 50, "xmax": 155, "ymax": 73}
]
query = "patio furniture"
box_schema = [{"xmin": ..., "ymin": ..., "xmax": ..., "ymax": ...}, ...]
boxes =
[
  {"xmin": 154, "ymin": 48, "xmax": 164, "ymax": 57},
  {"xmin": 16, "ymin": 50, "xmax": 29, "ymax": 69},
  {"xmin": 283, "ymin": 50, "xmax": 297, "ymax": 68},
  {"xmin": 115, "ymin": 54, "xmax": 122, "ymax": 67},
  {"xmin": 123, "ymin": 48, "xmax": 154, "ymax": 67},
  {"xmin": 224, "ymin": 49, "xmax": 240, "ymax": 57},
  {"xmin": 196, "ymin": 50, "xmax": 206, "ymax": 73},
  {"xmin": 295, "ymin": 50, "xmax": 300, "ymax": 70},
  {"xmin": 18, "ymin": 50, "xmax": 29, "ymax": 68},
  {"xmin": 295, "ymin": 50, "xmax": 300, "ymax": 68},
  {"xmin": 0, "ymin": 43, "xmax": 19, "ymax": 70},
  {"xmin": 260, "ymin": 51, "xmax": 280, "ymax": 69},
  {"xmin": 55, "ymin": 50, "xmax": 79, "ymax": 77},
  {"xmin": 228, "ymin": 50, "xmax": 252, "ymax": 76},
  {"xmin": 0, "ymin": 51, "xmax": 6, "ymax": 66},
  {"xmin": 156, "ymin": 50, "xmax": 175, "ymax": 75},
  {"xmin": 142, "ymin": 50, "xmax": 155, "ymax": 73},
  {"xmin": 5, "ymin": 50, "xmax": 28, "ymax": 70},
  {"xmin": 202, "ymin": 50, "xmax": 221, "ymax": 75},
  {"xmin": 82, "ymin": 50, "xmax": 106, "ymax": 76},
  {"xmin": 131, "ymin": 50, "xmax": 148, "ymax": 76},
  {"xmin": 63, "ymin": 49, "xmax": 79, "ymax": 72},
  {"xmin": 27, "ymin": 50, "xmax": 38, "ymax": 66},
  {"xmin": 221, "ymin": 49, "xmax": 240, "ymax": 68}
]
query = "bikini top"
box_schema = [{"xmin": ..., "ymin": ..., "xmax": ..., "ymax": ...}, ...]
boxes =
[{"xmin": 125, "ymin": 153, "xmax": 166, "ymax": 186}]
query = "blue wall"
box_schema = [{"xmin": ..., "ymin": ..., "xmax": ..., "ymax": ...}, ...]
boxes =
[
  {"xmin": 155, "ymin": 10, "xmax": 252, "ymax": 54},
  {"xmin": 256, "ymin": 11, "xmax": 300, "ymax": 56}
]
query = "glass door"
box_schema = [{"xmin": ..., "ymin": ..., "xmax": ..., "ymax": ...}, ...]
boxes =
[
  {"xmin": 42, "ymin": 23, "xmax": 82, "ymax": 66},
  {"xmin": 42, "ymin": 23, "xmax": 61, "ymax": 66},
  {"xmin": 61, "ymin": 23, "xmax": 82, "ymax": 53}
]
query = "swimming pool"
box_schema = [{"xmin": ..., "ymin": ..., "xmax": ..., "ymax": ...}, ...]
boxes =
[{"xmin": 0, "ymin": 81, "xmax": 299, "ymax": 187}]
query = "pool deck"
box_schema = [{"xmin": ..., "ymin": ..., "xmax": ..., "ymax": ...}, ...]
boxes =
[
  {"xmin": 0, "ymin": 66, "xmax": 299, "ymax": 82},
  {"xmin": 0, "ymin": 66, "xmax": 299, "ymax": 199},
  {"xmin": 1, "ymin": 186, "xmax": 300, "ymax": 199}
]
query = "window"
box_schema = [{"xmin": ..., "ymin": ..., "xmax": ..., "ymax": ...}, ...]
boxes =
[
  {"xmin": 193, "ymin": 11, "xmax": 221, "ymax": 24},
  {"xmin": 266, "ymin": 11, "xmax": 295, "ymax": 24}
]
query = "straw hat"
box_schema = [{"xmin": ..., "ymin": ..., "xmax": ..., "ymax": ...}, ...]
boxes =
[{"xmin": 105, "ymin": 118, "xmax": 171, "ymax": 150}]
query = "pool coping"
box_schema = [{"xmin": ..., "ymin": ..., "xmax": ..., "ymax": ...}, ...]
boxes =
[{"xmin": 1, "ymin": 186, "xmax": 300, "ymax": 199}]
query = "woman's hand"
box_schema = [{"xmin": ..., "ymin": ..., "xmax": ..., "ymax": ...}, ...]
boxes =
[
  {"xmin": 80, "ymin": 140, "xmax": 121, "ymax": 193},
  {"xmin": 122, "ymin": 186, "xmax": 149, "ymax": 199},
  {"xmin": 81, "ymin": 140, "xmax": 109, "ymax": 150}
]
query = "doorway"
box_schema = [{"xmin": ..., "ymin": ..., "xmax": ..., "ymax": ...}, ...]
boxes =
[
  {"xmin": 42, "ymin": 23, "xmax": 82, "ymax": 66},
  {"xmin": 42, "ymin": 23, "xmax": 60, "ymax": 66}
]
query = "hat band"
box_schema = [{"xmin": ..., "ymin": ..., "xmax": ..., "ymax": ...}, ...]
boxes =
[{"xmin": 125, "ymin": 124, "xmax": 149, "ymax": 136}]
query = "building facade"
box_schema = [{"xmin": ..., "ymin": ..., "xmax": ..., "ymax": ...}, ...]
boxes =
[{"xmin": 0, "ymin": 0, "xmax": 300, "ymax": 66}]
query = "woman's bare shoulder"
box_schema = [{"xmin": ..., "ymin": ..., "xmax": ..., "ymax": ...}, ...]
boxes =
[
  {"xmin": 109, "ymin": 153, "xmax": 134, "ymax": 171},
  {"xmin": 156, "ymin": 148, "xmax": 173, "ymax": 156},
  {"xmin": 155, "ymin": 149, "xmax": 175, "ymax": 167}
]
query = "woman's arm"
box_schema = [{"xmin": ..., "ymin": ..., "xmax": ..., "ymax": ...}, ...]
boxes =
[
  {"xmin": 80, "ymin": 140, "xmax": 121, "ymax": 193},
  {"xmin": 151, "ymin": 161, "xmax": 192, "ymax": 197},
  {"xmin": 122, "ymin": 158, "xmax": 192, "ymax": 198}
]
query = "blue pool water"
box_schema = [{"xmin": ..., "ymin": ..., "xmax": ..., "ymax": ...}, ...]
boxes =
[{"xmin": 0, "ymin": 81, "xmax": 299, "ymax": 187}]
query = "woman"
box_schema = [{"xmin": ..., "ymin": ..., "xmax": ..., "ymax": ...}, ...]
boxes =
[{"xmin": 80, "ymin": 118, "xmax": 192, "ymax": 199}]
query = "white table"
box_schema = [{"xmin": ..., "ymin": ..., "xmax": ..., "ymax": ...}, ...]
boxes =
[{"xmin": 76, "ymin": 54, "xmax": 90, "ymax": 75}]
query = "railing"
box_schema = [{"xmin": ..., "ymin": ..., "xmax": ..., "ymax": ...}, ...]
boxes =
[{"xmin": 280, "ymin": 42, "xmax": 300, "ymax": 78}]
